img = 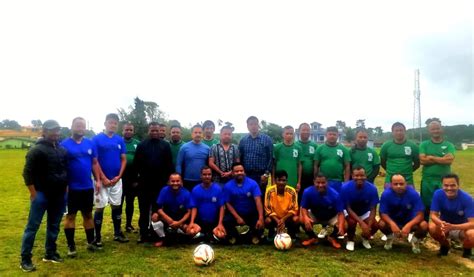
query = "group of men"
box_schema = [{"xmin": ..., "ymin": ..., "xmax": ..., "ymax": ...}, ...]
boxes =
[{"xmin": 20, "ymin": 115, "xmax": 473, "ymax": 272}]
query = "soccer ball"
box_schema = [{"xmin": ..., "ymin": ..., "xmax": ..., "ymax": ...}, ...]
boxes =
[
  {"xmin": 193, "ymin": 244, "xmax": 215, "ymax": 266},
  {"xmin": 274, "ymin": 233, "xmax": 292, "ymax": 250}
]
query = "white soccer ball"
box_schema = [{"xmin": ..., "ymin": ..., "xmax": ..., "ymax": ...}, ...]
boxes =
[
  {"xmin": 274, "ymin": 233, "xmax": 292, "ymax": 250},
  {"xmin": 193, "ymin": 244, "xmax": 215, "ymax": 266}
]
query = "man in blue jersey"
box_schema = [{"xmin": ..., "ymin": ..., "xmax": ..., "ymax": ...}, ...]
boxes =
[
  {"xmin": 176, "ymin": 125, "xmax": 210, "ymax": 191},
  {"xmin": 186, "ymin": 166, "xmax": 226, "ymax": 242},
  {"xmin": 300, "ymin": 173, "xmax": 345, "ymax": 249},
  {"xmin": 133, "ymin": 122, "xmax": 173, "ymax": 243},
  {"xmin": 238, "ymin": 116, "xmax": 273, "ymax": 193},
  {"xmin": 223, "ymin": 163, "xmax": 264, "ymax": 244},
  {"xmin": 92, "ymin": 113, "xmax": 128, "ymax": 247},
  {"xmin": 378, "ymin": 174, "xmax": 428, "ymax": 254},
  {"xmin": 151, "ymin": 173, "xmax": 191, "ymax": 247},
  {"xmin": 429, "ymin": 174, "xmax": 474, "ymax": 259},
  {"xmin": 341, "ymin": 166, "xmax": 379, "ymax": 251},
  {"xmin": 61, "ymin": 117, "xmax": 102, "ymax": 257}
]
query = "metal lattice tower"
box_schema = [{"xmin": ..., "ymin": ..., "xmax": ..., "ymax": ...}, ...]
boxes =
[{"xmin": 413, "ymin": 69, "xmax": 422, "ymax": 142}]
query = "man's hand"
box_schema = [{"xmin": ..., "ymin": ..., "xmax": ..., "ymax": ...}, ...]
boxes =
[
  {"xmin": 236, "ymin": 216, "xmax": 245, "ymax": 226},
  {"xmin": 30, "ymin": 190, "xmax": 37, "ymax": 201},
  {"xmin": 296, "ymin": 183, "xmax": 301, "ymax": 193},
  {"xmin": 390, "ymin": 223, "xmax": 401, "ymax": 237},
  {"xmin": 102, "ymin": 177, "xmax": 111, "ymax": 187},
  {"xmin": 110, "ymin": 176, "xmax": 120, "ymax": 185},
  {"xmin": 303, "ymin": 216, "xmax": 314, "ymax": 231},
  {"xmin": 360, "ymin": 222, "xmax": 371, "ymax": 237},
  {"xmin": 255, "ymin": 217, "xmax": 264, "ymax": 230},
  {"xmin": 401, "ymin": 225, "xmax": 411, "ymax": 237},
  {"xmin": 169, "ymin": 221, "xmax": 181, "ymax": 229}
]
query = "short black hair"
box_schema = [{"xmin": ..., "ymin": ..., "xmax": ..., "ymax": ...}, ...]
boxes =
[
  {"xmin": 231, "ymin": 162, "xmax": 244, "ymax": 170},
  {"xmin": 391, "ymin": 122, "xmax": 406, "ymax": 131},
  {"xmin": 72, "ymin": 117, "xmax": 85, "ymax": 124},
  {"xmin": 246, "ymin": 116, "xmax": 259, "ymax": 124},
  {"xmin": 105, "ymin": 113, "xmax": 119, "ymax": 122},
  {"xmin": 170, "ymin": 125, "xmax": 181, "ymax": 130},
  {"xmin": 299, "ymin": 122, "xmax": 310, "ymax": 130},
  {"xmin": 192, "ymin": 124, "xmax": 202, "ymax": 132},
  {"xmin": 355, "ymin": 128, "xmax": 368, "ymax": 136},
  {"xmin": 442, "ymin": 173, "xmax": 460, "ymax": 185},
  {"xmin": 149, "ymin": 121, "xmax": 160, "ymax": 128},
  {"xmin": 203, "ymin": 120, "xmax": 215, "ymax": 129},
  {"xmin": 158, "ymin": 123, "xmax": 167, "ymax": 128},
  {"xmin": 200, "ymin": 165, "xmax": 211, "ymax": 173},
  {"xmin": 220, "ymin": 125, "xmax": 233, "ymax": 133},
  {"xmin": 326, "ymin": 126, "xmax": 338, "ymax": 133},
  {"xmin": 283, "ymin": 125, "xmax": 294, "ymax": 131},
  {"xmin": 351, "ymin": 165, "xmax": 365, "ymax": 173},
  {"xmin": 275, "ymin": 170, "xmax": 288, "ymax": 179}
]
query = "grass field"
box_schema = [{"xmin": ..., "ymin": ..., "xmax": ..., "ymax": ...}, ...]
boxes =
[{"xmin": 0, "ymin": 149, "xmax": 473, "ymax": 276}]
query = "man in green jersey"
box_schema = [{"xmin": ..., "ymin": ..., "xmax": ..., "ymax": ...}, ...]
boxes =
[
  {"xmin": 380, "ymin": 122, "xmax": 420, "ymax": 188},
  {"xmin": 169, "ymin": 125, "xmax": 185, "ymax": 169},
  {"xmin": 314, "ymin": 126, "xmax": 350, "ymax": 193},
  {"xmin": 419, "ymin": 121, "xmax": 455, "ymax": 220},
  {"xmin": 273, "ymin": 126, "xmax": 302, "ymax": 191},
  {"xmin": 202, "ymin": 120, "xmax": 219, "ymax": 147},
  {"xmin": 350, "ymin": 129, "xmax": 380, "ymax": 183},
  {"xmin": 296, "ymin": 123, "xmax": 317, "ymax": 200},
  {"xmin": 122, "ymin": 123, "xmax": 140, "ymax": 232}
]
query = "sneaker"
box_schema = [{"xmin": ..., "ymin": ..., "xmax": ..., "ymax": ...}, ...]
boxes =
[
  {"xmin": 114, "ymin": 232, "xmax": 130, "ymax": 243},
  {"xmin": 384, "ymin": 234, "xmax": 394, "ymax": 250},
  {"xmin": 362, "ymin": 238, "xmax": 372, "ymax": 249},
  {"xmin": 43, "ymin": 252, "xmax": 64, "ymax": 263},
  {"xmin": 346, "ymin": 241, "xmax": 355, "ymax": 251},
  {"xmin": 154, "ymin": 241, "xmax": 164, "ymax": 247},
  {"xmin": 302, "ymin": 237, "xmax": 318, "ymax": 247},
  {"xmin": 327, "ymin": 237, "xmax": 341, "ymax": 249},
  {"xmin": 251, "ymin": 236, "xmax": 260, "ymax": 245},
  {"xmin": 192, "ymin": 232, "xmax": 205, "ymax": 240},
  {"xmin": 337, "ymin": 232, "xmax": 347, "ymax": 240},
  {"xmin": 411, "ymin": 237, "xmax": 421, "ymax": 254},
  {"xmin": 437, "ymin": 245, "xmax": 450, "ymax": 256},
  {"xmin": 228, "ymin": 236, "xmax": 237, "ymax": 245},
  {"xmin": 462, "ymin": 248, "xmax": 472, "ymax": 259},
  {"xmin": 381, "ymin": 234, "xmax": 388, "ymax": 241},
  {"xmin": 20, "ymin": 259, "xmax": 36, "ymax": 272},
  {"xmin": 407, "ymin": 232, "xmax": 414, "ymax": 243},
  {"xmin": 87, "ymin": 243, "xmax": 99, "ymax": 252},
  {"xmin": 317, "ymin": 226, "xmax": 329, "ymax": 239},
  {"xmin": 67, "ymin": 245, "xmax": 77, "ymax": 258},
  {"xmin": 92, "ymin": 239, "xmax": 103, "ymax": 249},
  {"xmin": 452, "ymin": 240, "xmax": 463, "ymax": 250},
  {"xmin": 236, "ymin": 225, "xmax": 250, "ymax": 235},
  {"xmin": 125, "ymin": 225, "xmax": 135, "ymax": 233}
]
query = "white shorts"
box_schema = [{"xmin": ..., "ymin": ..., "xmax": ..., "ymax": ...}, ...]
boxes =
[
  {"xmin": 94, "ymin": 179, "xmax": 123, "ymax": 208},
  {"xmin": 344, "ymin": 209, "xmax": 371, "ymax": 221},
  {"xmin": 308, "ymin": 210, "xmax": 338, "ymax": 226},
  {"xmin": 447, "ymin": 230, "xmax": 462, "ymax": 241}
]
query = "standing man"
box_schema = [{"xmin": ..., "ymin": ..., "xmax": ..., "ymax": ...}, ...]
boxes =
[
  {"xmin": 176, "ymin": 125, "xmax": 210, "ymax": 191},
  {"xmin": 273, "ymin": 125, "xmax": 302, "ymax": 191},
  {"xmin": 378, "ymin": 174, "xmax": 428, "ymax": 254},
  {"xmin": 380, "ymin": 122, "xmax": 420, "ymax": 188},
  {"xmin": 20, "ymin": 120, "xmax": 68, "ymax": 272},
  {"xmin": 314, "ymin": 126, "xmax": 350, "ymax": 193},
  {"xmin": 419, "ymin": 121, "xmax": 455, "ymax": 220},
  {"xmin": 239, "ymin": 116, "xmax": 273, "ymax": 194},
  {"xmin": 350, "ymin": 129, "xmax": 380, "ymax": 183},
  {"xmin": 296, "ymin": 123, "xmax": 318, "ymax": 201},
  {"xmin": 133, "ymin": 122, "xmax": 173, "ymax": 243},
  {"xmin": 61, "ymin": 117, "xmax": 102, "ymax": 258},
  {"xmin": 340, "ymin": 166, "xmax": 379, "ymax": 251},
  {"xmin": 223, "ymin": 163, "xmax": 264, "ymax": 244},
  {"xmin": 209, "ymin": 126, "xmax": 240, "ymax": 186},
  {"xmin": 300, "ymin": 173, "xmax": 345, "ymax": 249},
  {"xmin": 202, "ymin": 120, "xmax": 219, "ymax": 147},
  {"xmin": 121, "ymin": 122, "xmax": 140, "ymax": 233},
  {"xmin": 93, "ymin": 113, "xmax": 128, "ymax": 247},
  {"xmin": 186, "ymin": 167, "xmax": 226, "ymax": 242},
  {"xmin": 169, "ymin": 125, "xmax": 185, "ymax": 169},
  {"xmin": 158, "ymin": 123, "xmax": 167, "ymax": 140},
  {"xmin": 429, "ymin": 174, "xmax": 474, "ymax": 259}
]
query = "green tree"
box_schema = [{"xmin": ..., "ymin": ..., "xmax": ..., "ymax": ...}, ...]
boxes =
[
  {"xmin": 0, "ymin": 119, "xmax": 21, "ymax": 130},
  {"xmin": 336, "ymin": 120, "xmax": 346, "ymax": 130},
  {"xmin": 344, "ymin": 127, "xmax": 355, "ymax": 143},
  {"xmin": 31, "ymin": 119, "xmax": 42, "ymax": 131},
  {"xmin": 356, "ymin": 119, "xmax": 366, "ymax": 129},
  {"xmin": 261, "ymin": 120, "xmax": 282, "ymax": 143}
]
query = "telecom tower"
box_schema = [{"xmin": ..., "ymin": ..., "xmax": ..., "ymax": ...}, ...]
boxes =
[{"xmin": 413, "ymin": 69, "xmax": 422, "ymax": 142}]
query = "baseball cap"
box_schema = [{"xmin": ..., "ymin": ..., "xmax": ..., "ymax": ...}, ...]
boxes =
[{"xmin": 43, "ymin": 120, "xmax": 61, "ymax": 130}]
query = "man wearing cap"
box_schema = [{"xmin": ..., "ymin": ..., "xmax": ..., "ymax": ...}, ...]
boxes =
[{"xmin": 20, "ymin": 120, "xmax": 68, "ymax": 272}]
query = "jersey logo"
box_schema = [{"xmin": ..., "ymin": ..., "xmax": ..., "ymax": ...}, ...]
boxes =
[
  {"xmin": 441, "ymin": 146, "xmax": 447, "ymax": 149},
  {"xmin": 367, "ymin": 153, "xmax": 373, "ymax": 162},
  {"xmin": 247, "ymin": 192, "xmax": 252, "ymax": 197},
  {"xmin": 309, "ymin": 146, "xmax": 315, "ymax": 154},
  {"xmin": 337, "ymin": 149, "xmax": 343, "ymax": 157},
  {"xmin": 118, "ymin": 144, "xmax": 122, "ymax": 150},
  {"xmin": 134, "ymin": 144, "xmax": 137, "ymax": 149},
  {"xmin": 404, "ymin": 146, "xmax": 411, "ymax": 155},
  {"xmin": 87, "ymin": 149, "xmax": 92, "ymax": 155},
  {"xmin": 406, "ymin": 204, "xmax": 412, "ymax": 210},
  {"xmin": 179, "ymin": 205, "xmax": 184, "ymax": 209},
  {"xmin": 458, "ymin": 210, "xmax": 464, "ymax": 216},
  {"xmin": 212, "ymin": 197, "xmax": 217, "ymax": 203},
  {"xmin": 293, "ymin": 149, "xmax": 299, "ymax": 158}
]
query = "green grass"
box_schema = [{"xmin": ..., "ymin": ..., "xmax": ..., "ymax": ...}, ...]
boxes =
[{"xmin": 0, "ymin": 149, "xmax": 473, "ymax": 276}]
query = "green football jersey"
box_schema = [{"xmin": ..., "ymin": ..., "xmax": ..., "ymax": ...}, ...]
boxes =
[
  {"xmin": 350, "ymin": 147, "xmax": 380, "ymax": 179},
  {"xmin": 380, "ymin": 140, "xmax": 419, "ymax": 184},
  {"xmin": 419, "ymin": 139, "xmax": 455, "ymax": 180},
  {"xmin": 170, "ymin": 140, "xmax": 185, "ymax": 167},
  {"xmin": 273, "ymin": 142, "xmax": 302, "ymax": 187},
  {"xmin": 296, "ymin": 140, "xmax": 317, "ymax": 177},
  {"xmin": 124, "ymin": 138, "xmax": 140, "ymax": 165},
  {"xmin": 202, "ymin": 138, "xmax": 219, "ymax": 147},
  {"xmin": 315, "ymin": 143, "xmax": 350, "ymax": 181}
]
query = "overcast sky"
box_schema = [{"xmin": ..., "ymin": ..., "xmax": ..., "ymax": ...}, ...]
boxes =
[{"xmin": 1, "ymin": 1, "xmax": 472, "ymax": 133}]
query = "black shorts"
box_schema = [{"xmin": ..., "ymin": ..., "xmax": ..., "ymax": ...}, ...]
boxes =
[{"xmin": 67, "ymin": 189, "xmax": 94, "ymax": 214}]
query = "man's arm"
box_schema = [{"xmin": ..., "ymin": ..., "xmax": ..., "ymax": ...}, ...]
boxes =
[
  {"xmin": 92, "ymin": 157, "xmax": 102, "ymax": 191},
  {"xmin": 401, "ymin": 211, "xmax": 424, "ymax": 236},
  {"xmin": 368, "ymin": 164, "xmax": 380, "ymax": 182},
  {"xmin": 343, "ymin": 162, "xmax": 350, "ymax": 182},
  {"xmin": 431, "ymin": 154, "xmax": 455, "ymax": 165},
  {"xmin": 225, "ymin": 202, "xmax": 244, "ymax": 224},
  {"xmin": 254, "ymin": 196, "xmax": 264, "ymax": 229}
]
